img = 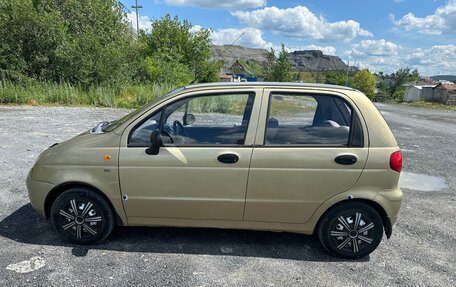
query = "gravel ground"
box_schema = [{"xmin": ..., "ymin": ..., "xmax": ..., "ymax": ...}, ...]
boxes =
[{"xmin": 0, "ymin": 104, "xmax": 455, "ymax": 286}]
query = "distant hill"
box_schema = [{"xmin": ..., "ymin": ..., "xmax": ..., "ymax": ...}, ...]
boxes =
[
  {"xmin": 288, "ymin": 50, "xmax": 348, "ymax": 71},
  {"xmin": 210, "ymin": 45, "xmax": 350, "ymax": 76},
  {"xmin": 431, "ymin": 75, "xmax": 456, "ymax": 82},
  {"xmin": 210, "ymin": 45, "xmax": 269, "ymax": 75}
]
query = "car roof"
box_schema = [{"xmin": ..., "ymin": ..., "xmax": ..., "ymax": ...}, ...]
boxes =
[{"xmin": 183, "ymin": 82, "xmax": 356, "ymax": 92}]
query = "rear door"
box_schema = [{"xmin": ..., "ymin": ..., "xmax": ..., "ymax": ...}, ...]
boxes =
[{"xmin": 244, "ymin": 88, "xmax": 368, "ymax": 223}]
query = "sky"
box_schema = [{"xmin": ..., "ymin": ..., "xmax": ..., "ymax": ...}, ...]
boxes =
[{"xmin": 121, "ymin": 0, "xmax": 456, "ymax": 76}]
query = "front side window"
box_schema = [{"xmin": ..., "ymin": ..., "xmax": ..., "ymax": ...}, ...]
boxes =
[
  {"xmin": 265, "ymin": 93, "xmax": 359, "ymax": 146},
  {"xmin": 129, "ymin": 93, "xmax": 255, "ymax": 147}
]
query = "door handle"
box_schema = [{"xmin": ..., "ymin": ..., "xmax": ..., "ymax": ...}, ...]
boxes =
[
  {"xmin": 217, "ymin": 153, "xmax": 239, "ymax": 164},
  {"xmin": 335, "ymin": 154, "xmax": 358, "ymax": 165}
]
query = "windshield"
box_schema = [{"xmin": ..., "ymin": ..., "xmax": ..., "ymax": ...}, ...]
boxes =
[{"xmin": 102, "ymin": 87, "xmax": 184, "ymax": 132}]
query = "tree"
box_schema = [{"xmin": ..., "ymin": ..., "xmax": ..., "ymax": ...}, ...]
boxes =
[
  {"xmin": 388, "ymin": 67, "xmax": 421, "ymax": 101},
  {"xmin": 391, "ymin": 67, "xmax": 410, "ymax": 93},
  {"xmin": 139, "ymin": 14, "xmax": 218, "ymax": 85},
  {"xmin": 0, "ymin": 0, "xmax": 137, "ymax": 87},
  {"xmin": 352, "ymin": 69, "xmax": 376, "ymax": 100},
  {"xmin": 324, "ymin": 71, "xmax": 348, "ymax": 86},
  {"xmin": 265, "ymin": 47, "xmax": 275, "ymax": 80},
  {"xmin": 267, "ymin": 44, "xmax": 293, "ymax": 82},
  {"xmin": 376, "ymin": 80, "xmax": 390, "ymax": 99},
  {"xmin": 0, "ymin": 0, "xmax": 66, "ymax": 82},
  {"xmin": 56, "ymin": 0, "xmax": 137, "ymax": 87},
  {"xmin": 410, "ymin": 69, "xmax": 420, "ymax": 81}
]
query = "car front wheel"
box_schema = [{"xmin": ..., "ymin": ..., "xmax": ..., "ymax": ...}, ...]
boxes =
[
  {"xmin": 317, "ymin": 202, "xmax": 384, "ymax": 259},
  {"xmin": 50, "ymin": 188, "xmax": 115, "ymax": 245}
]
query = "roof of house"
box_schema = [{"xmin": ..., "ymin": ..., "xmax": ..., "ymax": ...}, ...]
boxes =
[
  {"xmin": 405, "ymin": 85, "xmax": 423, "ymax": 89},
  {"xmin": 436, "ymin": 83, "xmax": 456, "ymax": 91},
  {"xmin": 417, "ymin": 78, "xmax": 439, "ymax": 85},
  {"xmin": 229, "ymin": 60, "xmax": 248, "ymax": 73},
  {"xmin": 404, "ymin": 81, "xmax": 438, "ymax": 88}
]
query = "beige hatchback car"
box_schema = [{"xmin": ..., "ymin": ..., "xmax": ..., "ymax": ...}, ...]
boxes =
[{"xmin": 27, "ymin": 82, "xmax": 403, "ymax": 259}]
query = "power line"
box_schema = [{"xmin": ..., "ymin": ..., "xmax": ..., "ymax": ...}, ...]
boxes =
[
  {"xmin": 231, "ymin": 32, "xmax": 245, "ymax": 46},
  {"xmin": 189, "ymin": 32, "xmax": 245, "ymax": 85}
]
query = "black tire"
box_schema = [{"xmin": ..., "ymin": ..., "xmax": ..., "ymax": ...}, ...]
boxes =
[
  {"xmin": 317, "ymin": 202, "xmax": 383, "ymax": 259},
  {"xmin": 50, "ymin": 188, "xmax": 115, "ymax": 245}
]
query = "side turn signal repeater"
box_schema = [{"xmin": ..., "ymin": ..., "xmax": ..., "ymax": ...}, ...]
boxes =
[{"xmin": 103, "ymin": 155, "xmax": 112, "ymax": 161}]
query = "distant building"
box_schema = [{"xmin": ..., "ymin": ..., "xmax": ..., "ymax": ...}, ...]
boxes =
[
  {"xmin": 404, "ymin": 81, "xmax": 456, "ymax": 105},
  {"xmin": 404, "ymin": 85, "xmax": 423, "ymax": 102},
  {"xmin": 416, "ymin": 78, "xmax": 439, "ymax": 86},
  {"xmin": 219, "ymin": 74, "xmax": 241, "ymax": 82},
  {"xmin": 229, "ymin": 60, "xmax": 248, "ymax": 74},
  {"xmin": 404, "ymin": 84, "xmax": 438, "ymax": 102},
  {"xmin": 434, "ymin": 83, "xmax": 456, "ymax": 105},
  {"xmin": 219, "ymin": 60, "xmax": 259, "ymax": 82}
]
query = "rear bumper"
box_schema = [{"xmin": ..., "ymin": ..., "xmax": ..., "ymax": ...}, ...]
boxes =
[
  {"xmin": 26, "ymin": 170, "xmax": 54, "ymax": 218},
  {"xmin": 374, "ymin": 187, "xmax": 404, "ymax": 238}
]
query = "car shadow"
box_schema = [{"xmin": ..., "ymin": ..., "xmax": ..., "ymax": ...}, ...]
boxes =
[{"xmin": 0, "ymin": 204, "xmax": 368, "ymax": 262}]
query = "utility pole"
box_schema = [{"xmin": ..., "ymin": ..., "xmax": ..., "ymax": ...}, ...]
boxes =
[{"xmin": 131, "ymin": 0, "xmax": 143, "ymax": 34}]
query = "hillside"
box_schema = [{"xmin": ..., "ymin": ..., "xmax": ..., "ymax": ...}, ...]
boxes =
[
  {"xmin": 431, "ymin": 75, "xmax": 456, "ymax": 82},
  {"xmin": 210, "ymin": 45, "xmax": 349, "ymax": 75},
  {"xmin": 210, "ymin": 45, "xmax": 270, "ymax": 74},
  {"xmin": 288, "ymin": 50, "xmax": 348, "ymax": 71}
]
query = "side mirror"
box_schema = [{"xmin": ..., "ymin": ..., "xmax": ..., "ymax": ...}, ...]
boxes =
[
  {"xmin": 146, "ymin": 129, "xmax": 162, "ymax": 155},
  {"xmin": 183, "ymin": 113, "xmax": 195, "ymax": 126}
]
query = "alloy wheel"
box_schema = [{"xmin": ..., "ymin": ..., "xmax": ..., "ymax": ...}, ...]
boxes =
[
  {"xmin": 330, "ymin": 212, "xmax": 375, "ymax": 254},
  {"xmin": 59, "ymin": 199, "xmax": 103, "ymax": 240}
]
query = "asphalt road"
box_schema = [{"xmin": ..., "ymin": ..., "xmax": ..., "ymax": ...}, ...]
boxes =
[{"xmin": 0, "ymin": 104, "xmax": 455, "ymax": 286}]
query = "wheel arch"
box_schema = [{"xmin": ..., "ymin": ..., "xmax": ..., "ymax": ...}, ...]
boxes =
[
  {"xmin": 44, "ymin": 182, "xmax": 124, "ymax": 226},
  {"xmin": 315, "ymin": 198, "xmax": 392, "ymax": 238}
]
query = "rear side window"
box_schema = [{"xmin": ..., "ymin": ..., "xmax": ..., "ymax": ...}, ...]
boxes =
[{"xmin": 265, "ymin": 93, "xmax": 363, "ymax": 146}]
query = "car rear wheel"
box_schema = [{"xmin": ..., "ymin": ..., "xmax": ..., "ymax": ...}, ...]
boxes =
[
  {"xmin": 50, "ymin": 188, "xmax": 115, "ymax": 245},
  {"xmin": 317, "ymin": 202, "xmax": 383, "ymax": 259}
]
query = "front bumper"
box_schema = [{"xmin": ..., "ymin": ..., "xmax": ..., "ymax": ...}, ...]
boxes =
[{"xmin": 26, "ymin": 170, "xmax": 54, "ymax": 218}]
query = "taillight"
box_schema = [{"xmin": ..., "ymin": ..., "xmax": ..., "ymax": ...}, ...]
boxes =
[{"xmin": 390, "ymin": 151, "xmax": 403, "ymax": 173}]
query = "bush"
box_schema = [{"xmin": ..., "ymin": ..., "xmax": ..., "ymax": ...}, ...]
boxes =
[
  {"xmin": 0, "ymin": 80, "xmax": 177, "ymax": 108},
  {"xmin": 352, "ymin": 69, "xmax": 376, "ymax": 100}
]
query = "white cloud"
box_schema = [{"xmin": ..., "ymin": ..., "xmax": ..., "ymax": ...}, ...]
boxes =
[
  {"xmin": 350, "ymin": 39, "xmax": 400, "ymax": 57},
  {"xmin": 345, "ymin": 40, "xmax": 456, "ymax": 75},
  {"xmin": 189, "ymin": 25, "xmax": 203, "ymax": 33},
  {"xmin": 211, "ymin": 27, "xmax": 273, "ymax": 49},
  {"xmin": 126, "ymin": 11, "xmax": 152, "ymax": 32},
  {"xmin": 164, "ymin": 0, "xmax": 266, "ymax": 9},
  {"xmin": 392, "ymin": 0, "xmax": 456, "ymax": 34},
  {"xmin": 403, "ymin": 45, "xmax": 456, "ymax": 74},
  {"xmin": 232, "ymin": 6, "xmax": 372, "ymax": 42}
]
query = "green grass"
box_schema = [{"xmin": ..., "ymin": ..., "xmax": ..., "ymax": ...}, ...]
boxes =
[
  {"xmin": 293, "ymin": 71, "xmax": 325, "ymax": 83},
  {"xmin": 270, "ymin": 96, "xmax": 316, "ymax": 116},
  {"xmin": 237, "ymin": 60, "xmax": 266, "ymax": 76},
  {"xmin": 188, "ymin": 94, "xmax": 248, "ymax": 115},
  {"xmin": 0, "ymin": 80, "xmax": 177, "ymax": 108},
  {"xmin": 0, "ymin": 80, "xmax": 330, "ymax": 115},
  {"xmin": 403, "ymin": 101, "xmax": 456, "ymax": 112}
]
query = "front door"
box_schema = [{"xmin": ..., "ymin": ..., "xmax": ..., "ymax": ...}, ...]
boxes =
[
  {"xmin": 245, "ymin": 89, "xmax": 368, "ymax": 223},
  {"xmin": 119, "ymin": 91, "xmax": 260, "ymax": 223}
]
